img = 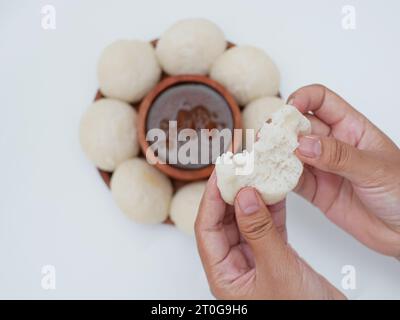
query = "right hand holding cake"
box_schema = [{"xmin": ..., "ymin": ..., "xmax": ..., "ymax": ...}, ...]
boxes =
[{"xmin": 289, "ymin": 84, "xmax": 400, "ymax": 258}]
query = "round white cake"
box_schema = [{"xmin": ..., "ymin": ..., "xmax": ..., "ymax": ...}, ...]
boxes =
[
  {"xmin": 242, "ymin": 96, "xmax": 285, "ymax": 148},
  {"xmin": 111, "ymin": 158, "xmax": 173, "ymax": 224},
  {"xmin": 210, "ymin": 45, "xmax": 280, "ymax": 105},
  {"xmin": 156, "ymin": 19, "xmax": 226, "ymax": 75},
  {"xmin": 79, "ymin": 98, "xmax": 139, "ymax": 171},
  {"xmin": 97, "ymin": 40, "xmax": 161, "ymax": 103},
  {"xmin": 170, "ymin": 181, "xmax": 206, "ymax": 235}
]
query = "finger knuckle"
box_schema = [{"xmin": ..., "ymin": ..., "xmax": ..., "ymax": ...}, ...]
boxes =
[
  {"xmin": 309, "ymin": 83, "xmax": 326, "ymax": 92},
  {"xmin": 241, "ymin": 215, "xmax": 274, "ymax": 241},
  {"xmin": 326, "ymin": 139, "xmax": 350, "ymax": 171}
]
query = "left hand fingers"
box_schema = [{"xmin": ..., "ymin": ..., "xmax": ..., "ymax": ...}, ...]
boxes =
[
  {"xmin": 195, "ymin": 170, "xmax": 231, "ymax": 270},
  {"xmin": 233, "ymin": 188, "xmax": 289, "ymax": 270}
]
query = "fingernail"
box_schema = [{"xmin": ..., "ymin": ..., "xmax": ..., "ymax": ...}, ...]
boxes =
[
  {"xmin": 298, "ymin": 136, "xmax": 321, "ymax": 158},
  {"xmin": 238, "ymin": 188, "xmax": 260, "ymax": 215}
]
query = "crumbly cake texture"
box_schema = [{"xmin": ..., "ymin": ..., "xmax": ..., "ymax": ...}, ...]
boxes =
[{"xmin": 216, "ymin": 105, "xmax": 311, "ymax": 205}]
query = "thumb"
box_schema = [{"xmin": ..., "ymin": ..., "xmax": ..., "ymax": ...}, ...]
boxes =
[
  {"xmin": 296, "ymin": 135, "xmax": 379, "ymax": 185},
  {"xmin": 234, "ymin": 188, "xmax": 288, "ymax": 267}
]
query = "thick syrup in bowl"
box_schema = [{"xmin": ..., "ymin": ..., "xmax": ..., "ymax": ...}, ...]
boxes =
[{"xmin": 146, "ymin": 83, "xmax": 234, "ymax": 169}]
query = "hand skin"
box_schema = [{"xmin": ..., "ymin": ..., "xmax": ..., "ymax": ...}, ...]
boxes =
[
  {"xmin": 195, "ymin": 84, "xmax": 400, "ymax": 299},
  {"xmin": 195, "ymin": 172, "xmax": 346, "ymax": 299},
  {"xmin": 289, "ymin": 84, "xmax": 400, "ymax": 258}
]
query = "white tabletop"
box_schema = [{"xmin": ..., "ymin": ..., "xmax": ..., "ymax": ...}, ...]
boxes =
[{"xmin": 0, "ymin": 0, "xmax": 399, "ymax": 299}]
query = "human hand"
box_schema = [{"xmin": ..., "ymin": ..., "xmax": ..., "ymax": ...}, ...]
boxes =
[
  {"xmin": 195, "ymin": 172, "xmax": 345, "ymax": 299},
  {"xmin": 289, "ymin": 84, "xmax": 400, "ymax": 257}
]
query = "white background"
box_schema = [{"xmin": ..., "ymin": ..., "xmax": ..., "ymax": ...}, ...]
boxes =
[{"xmin": 0, "ymin": 0, "xmax": 399, "ymax": 299}]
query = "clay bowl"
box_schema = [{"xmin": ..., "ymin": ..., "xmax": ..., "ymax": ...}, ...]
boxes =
[{"xmin": 137, "ymin": 74, "xmax": 242, "ymax": 181}]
